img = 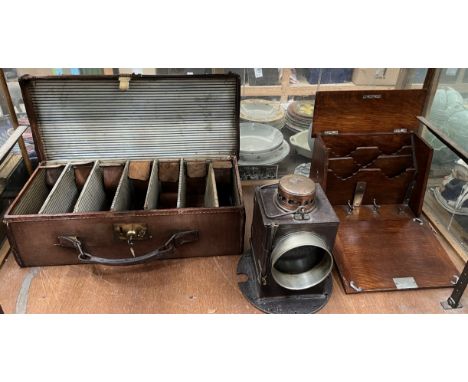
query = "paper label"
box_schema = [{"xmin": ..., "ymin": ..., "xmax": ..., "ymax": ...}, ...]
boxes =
[
  {"xmin": 393, "ymin": 277, "xmax": 418, "ymax": 289},
  {"xmin": 254, "ymin": 68, "xmax": 263, "ymax": 78}
]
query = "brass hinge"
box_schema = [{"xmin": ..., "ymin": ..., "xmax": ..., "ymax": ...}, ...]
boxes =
[{"xmin": 323, "ymin": 130, "xmax": 339, "ymax": 135}]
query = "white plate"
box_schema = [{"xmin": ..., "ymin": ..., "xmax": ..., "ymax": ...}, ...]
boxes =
[
  {"xmin": 240, "ymin": 122, "xmax": 284, "ymax": 155},
  {"xmin": 239, "ymin": 140, "xmax": 290, "ymax": 166},
  {"xmin": 240, "ymin": 99, "xmax": 285, "ymax": 123},
  {"xmin": 241, "ymin": 117, "xmax": 285, "ymax": 130}
]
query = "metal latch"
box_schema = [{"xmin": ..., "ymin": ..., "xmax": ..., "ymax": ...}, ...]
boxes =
[
  {"xmin": 119, "ymin": 74, "xmax": 132, "ymax": 91},
  {"xmin": 353, "ymin": 181, "xmax": 366, "ymax": 207},
  {"xmin": 114, "ymin": 223, "xmax": 149, "ymax": 241},
  {"xmin": 323, "ymin": 130, "xmax": 339, "ymax": 135},
  {"xmin": 393, "ymin": 128, "xmax": 408, "ymax": 133},
  {"xmin": 114, "ymin": 223, "xmax": 150, "ymax": 257}
]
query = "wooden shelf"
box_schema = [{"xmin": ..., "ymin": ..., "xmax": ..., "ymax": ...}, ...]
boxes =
[
  {"xmin": 241, "ymin": 82, "xmax": 399, "ymax": 99},
  {"xmin": 239, "ymin": 69, "xmax": 426, "ymax": 101}
]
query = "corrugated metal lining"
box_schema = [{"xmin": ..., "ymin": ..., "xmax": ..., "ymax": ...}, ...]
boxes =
[
  {"xmin": 12, "ymin": 170, "xmax": 50, "ymax": 215},
  {"xmin": 144, "ymin": 160, "xmax": 159, "ymax": 210},
  {"xmin": 28, "ymin": 77, "xmax": 239, "ymax": 160},
  {"xmin": 73, "ymin": 162, "xmax": 107, "ymax": 212},
  {"xmin": 110, "ymin": 161, "xmax": 131, "ymax": 211},
  {"xmin": 39, "ymin": 164, "xmax": 80, "ymax": 214}
]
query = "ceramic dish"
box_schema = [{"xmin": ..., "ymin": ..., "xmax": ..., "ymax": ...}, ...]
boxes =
[
  {"xmin": 285, "ymin": 101, "xmax": 314, "ymax": 132},
  {"xmin": 240, "ymin": 122, "xmax": 284, "ymax": 156},
  {"xmin": 242, "ymin": 117, "xmax": 285, "ymax": 130},
  {"xmin": 290, "ymin": 101, "xmax": 314, "ymax": 118},
  {"xmin": 239, "ymin": 140, "xmax": 290, "ymax": 166},
  {"xmin": 240, "ymin": 99, "xmax": 285, "ymax": 127},
  {"xmin": 240, "ymin": 99, "xmax": 285, "ymax": 130},
  {"xmin": 290, "ymin": 130, "xmax": 313, "ymax": 158}
]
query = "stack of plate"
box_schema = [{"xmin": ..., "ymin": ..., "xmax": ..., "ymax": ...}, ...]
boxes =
[
  {"xmin": 240, "ymin": 99, "xmax": 285, "ymax": 130},
  {"xmin": 285, "ymin": 101, "xmax": 314, "ymax": 132},
  {"xmin": 239, "ymin": 122, "xmax": 290, "ymax": 166}
]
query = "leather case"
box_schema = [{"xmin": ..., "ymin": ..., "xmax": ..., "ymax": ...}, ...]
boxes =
[
  {"xmin": 4, "ymin": 74, "xmax": 245, "ymax": 267},
  {"xmin": 310, "ymin": 89, "xmax": 459, "ymax": 293}
]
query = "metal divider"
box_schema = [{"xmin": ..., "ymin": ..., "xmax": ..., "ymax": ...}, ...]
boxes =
[
  {"xmin": 204, "ymin": 162, "xmax": 219, "ymax": 208},
  {"xmin": 39, "ymin": 163, "xmax": 81, "ymax": 214},
  {"xmin": 144, "ymin": 159, "xmax": 159, "ymax": 210},
  {"xmin": 110, "ymin": 161, "xmax": 131, "ymax": 211},
  {"xmin": 73, "ymin": 161, "xmax": 107, "ymax": 213},
  {"xmin": 12, "ymin": 166, "xmax": 66, "ymax": 215},
  {"xmin": 176, "ymin": 158, "xmax": 186, "ymax": 208}
]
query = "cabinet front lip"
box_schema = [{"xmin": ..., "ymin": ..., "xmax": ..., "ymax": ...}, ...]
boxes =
[{"xmin": 4, "ymin": 204, "xmax": 245, "ymax": 223}]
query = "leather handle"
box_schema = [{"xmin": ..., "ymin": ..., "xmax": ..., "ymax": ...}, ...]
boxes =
[{"xmin": 58, "ymin": 230, "xmax": 199, "ymax": 266}]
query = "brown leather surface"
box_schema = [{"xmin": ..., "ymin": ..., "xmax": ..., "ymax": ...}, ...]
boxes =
[
  {"xmin": 158, "ymin": 161, "xmax": 180, "ymax": 182},
  {"xmin": 74, "ymin": 163, "xmax": 94, "ymax": 189},
  {"xmin": 7, "ymin": 207, "xmax": 245, "ymax": 267},
  {"xmin": 128, "ymin": 161, "xmax": 151, "ymax": 181},
  {"xmin": 45, "ymin": 166, "xmax": 65, "ymax": 188},
  {"xmin": 5, "ymin": 157, "xmax": 245, "ymax": 268},
  {"xmin": 102, "ymin": 165, "xmax": 125, "ymax": 190}
]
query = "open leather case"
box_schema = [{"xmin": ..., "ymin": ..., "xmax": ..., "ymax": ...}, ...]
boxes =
[
  {"xmin": 310, "ymin": 89, "xmax": 459, "ymax": 293},
  {"xmin": 4, "ymin": 74, "xmax": 245, "ymax": 267}
]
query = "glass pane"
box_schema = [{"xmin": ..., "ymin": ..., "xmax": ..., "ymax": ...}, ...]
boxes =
[
  {"xmin": 423, "ymin": 129, "xmax": 468, "ymax": 256},
  {"xmin": 423, "ymin": 68, "xmax": 468, "ymax": 258},
  {"xmin": 1, "ymin": 70, "xmax": 36, "ymax": 159},
  {"xmin": 0, "ymin": 71, "xmax": 18, "ymax": 152},
  {"xmin": 406, "ymin": 68, "xmax": 428, "ymax": 88},
  {"xmin": 238, "ymin": 68, "xmax": 411, "ymax": 179}
]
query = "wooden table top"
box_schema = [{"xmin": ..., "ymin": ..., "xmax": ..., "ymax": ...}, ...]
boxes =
[{"xmin": 0, "ymin": 184, "xmax": 467, "ymax": 314}]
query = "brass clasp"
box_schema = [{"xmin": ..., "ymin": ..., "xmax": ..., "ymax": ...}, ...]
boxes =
[{"xmin": 114, "ymin": 223, "xmax": 150, "ymax": 257}]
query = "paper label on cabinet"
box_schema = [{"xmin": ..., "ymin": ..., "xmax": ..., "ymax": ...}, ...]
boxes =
[
  {"xmin": 254, "ymin": 68, "xmax": 263, "ymax": 78},
  {"xmin": 393, "ymin": 277, "xmax": 418, "ymax": 289}
]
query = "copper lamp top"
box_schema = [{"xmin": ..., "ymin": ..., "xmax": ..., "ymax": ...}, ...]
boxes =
[{"xmin": 277, "ymin": 174, "xmax": 316, "ymax": 211}]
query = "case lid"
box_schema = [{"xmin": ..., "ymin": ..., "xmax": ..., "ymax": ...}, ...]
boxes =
[
  {"xmin": 312, "ymin": 89, "xmax": 427, "ymax": 135},
  {"xmin": 20, "ymin": 74, "xmax": 240, "ymax": 161}
]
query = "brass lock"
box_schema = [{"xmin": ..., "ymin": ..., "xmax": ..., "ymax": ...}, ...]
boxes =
[
  {"xmin": 114, "ymin": 224, "xmax": 150, "ymax": 257},
  {"xmin": 113, "ymin": 223, "xmax": 150, "ymax": 241}
]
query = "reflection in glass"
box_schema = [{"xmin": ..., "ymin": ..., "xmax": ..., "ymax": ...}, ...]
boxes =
[{"xmin": 423, "ymin": 128, "xmax": 468, "ymax": 256}]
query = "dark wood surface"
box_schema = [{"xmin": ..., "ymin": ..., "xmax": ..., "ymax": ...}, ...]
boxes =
[
  {"xmin": 312, "ymin": 89, "xmax": 427, "ymax": 134},
  {"xmin": 326, "ymin": 168, "xmax": 416, "ymax": 205},
  {"xmin": 308, "ymin": 89, "xmax": 444, "ymax": 294},
  {"xmin": 0, "ymin": 184, "xmax": 466, "ymax": 314},
  {"xmin": 334, "ymin": 206, "xmax": 459, "ymax": 293},
  {"xmin": 322, "ymin": 134, "xmax": 412, "ymax": 157},
  {"xmin": 409, "ymin": 134, "xmax": 434, "ymax": 216}
]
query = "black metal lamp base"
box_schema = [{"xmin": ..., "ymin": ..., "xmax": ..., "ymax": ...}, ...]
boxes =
[{"xmin": 237, "ymin": 250, "xmax": 332, "ymax": 314}]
